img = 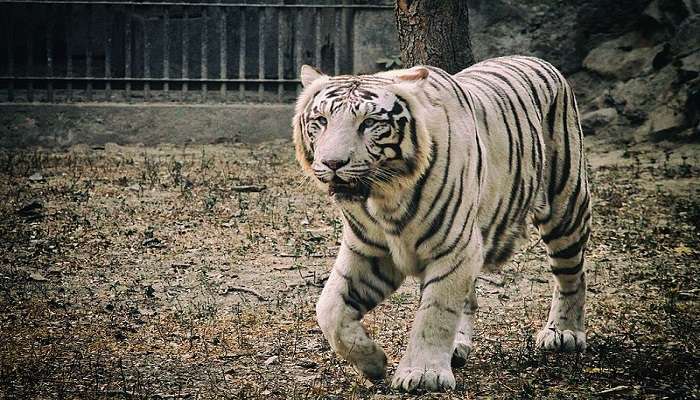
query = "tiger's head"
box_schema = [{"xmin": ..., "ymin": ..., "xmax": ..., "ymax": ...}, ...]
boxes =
[{"xmin": 293, "ymin": 66, "xmax": 433, "ymax": 203}]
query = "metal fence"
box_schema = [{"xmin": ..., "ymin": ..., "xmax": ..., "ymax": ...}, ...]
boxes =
[{"xmin": 0, "ymin": 0, "xmax": 394, "ymax": 103}]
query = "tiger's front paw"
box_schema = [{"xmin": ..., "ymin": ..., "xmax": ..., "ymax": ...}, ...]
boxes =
[
  {"xmin": 391, "ymin": 364, "xmax": 455, "ymax": 392},
  {"xmin": 536, "ymin": 327, "xmax": 586, "ymax": 352},
  {"xmin": 352, "ymin": 347, "xmax": 387, "ymax": 380}
]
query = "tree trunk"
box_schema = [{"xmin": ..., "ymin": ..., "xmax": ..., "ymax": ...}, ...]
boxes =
[{"xmin": 395, "ymin": 0, "xmax": 475, "ymax": 74}]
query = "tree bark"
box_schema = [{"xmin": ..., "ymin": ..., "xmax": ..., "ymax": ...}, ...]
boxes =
[{"xmin": 395, "ymin": 0, "xmax": 475, "ymax": 74}]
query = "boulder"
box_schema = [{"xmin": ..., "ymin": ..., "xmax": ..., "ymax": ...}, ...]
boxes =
[
  {"xmin": 581, "ymin": 108, "xmax": 619, "ymax": 135},
  {"xmin": 670, "ymin": 14, "xmax": 700, "ymax": 58},
  {"xmin": 610, "ymin": 64, "xmax": 679, "ymax": 112},
  {"xmin": 648, "ymin": 104, "xmax": 687, "ymax": 135},
  {"xmin": 583, "ymin": 34, "xmax": 664, "ymax": 80},
  {"xmin": 679, "ymin": 50, "xmax": 700, "ymax": 78}
]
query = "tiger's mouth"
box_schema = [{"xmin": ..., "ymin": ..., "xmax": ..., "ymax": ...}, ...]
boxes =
[{"xmin": 328, "ymin": 178, "xmax": 370, "ymax": 202}]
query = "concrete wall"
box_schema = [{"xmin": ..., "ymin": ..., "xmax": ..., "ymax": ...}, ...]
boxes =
[{"xmin": 0, "ymin": 103, "xmax": 295, "ymax": 148}]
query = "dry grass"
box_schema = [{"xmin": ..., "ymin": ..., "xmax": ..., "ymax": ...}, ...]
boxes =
[{"xmin": 0, "ymin": 139, "xmax": 698, "ymax": 399}]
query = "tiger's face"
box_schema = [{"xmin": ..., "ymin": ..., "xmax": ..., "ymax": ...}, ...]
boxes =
[{"xmin": 293, "ymin": 66, "xmax": 431, "ymax": 202}]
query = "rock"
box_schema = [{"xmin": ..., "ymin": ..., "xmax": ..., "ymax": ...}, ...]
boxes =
[
  {"xmin": 648, "ymin": 104, "xmax": 687, "ymax": 135},
  {"xmin": 685, "ymin": 79, "xmax": 700, "ymax": 127},
  {"xmin": 264, "ymin": 355, "xmax": 278, "ymax": 366},
  {"xmin": 581, "ymin": 108, "xmax": 619, "ymax": 135},
  {"xmin": 662, "ymin": 0, "xmax": 699, "ymax": 25},
  {"xmin": 583, "ymin": 37, "xmax": 664, "ymax": 80},
  {"xmin": 610, "ymin": 64, "xmax": 679, "ymax": 112},
  {"xmin": 622, "ymin": 109, "xmax": 649, "ymax": 126},
  {"xmin": 28, "ymin": 172, "xmax": 45, "ymax": 182},
  {"xmin": 670, "ymin": 14, "xmax": 700, "ymax": 58},
  {"xmin": 576, "ymin": 0, "xmax": 652, "ymax": 48},
  {"xmin": 29, "ymin": 272, "xmax": 48, "ymax": 282},
  {"xmin": 643, "ymin": 0, "xmax": 665, "ymax": 24},
  {"xmin": 678, "ymin": 51, "xmax": 700, "ymax": 81}
]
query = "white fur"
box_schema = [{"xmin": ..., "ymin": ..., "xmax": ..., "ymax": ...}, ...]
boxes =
[{"xmin": 295, "ymin": 56, "xmax": 591, "ymax": 393}]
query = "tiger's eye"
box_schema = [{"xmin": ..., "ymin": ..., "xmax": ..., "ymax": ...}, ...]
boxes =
[
  {"xmin": 361, "ymin": 118, "xmax": 377, "ymax": 130},
  {"xmin": 316, "ymin": 116, "xmax": 327, "ymax": 126}
]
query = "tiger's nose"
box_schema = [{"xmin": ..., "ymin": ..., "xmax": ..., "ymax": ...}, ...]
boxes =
[{"xmin": 322, "ymin": 159, "xmax": 349, "ymax": 171}]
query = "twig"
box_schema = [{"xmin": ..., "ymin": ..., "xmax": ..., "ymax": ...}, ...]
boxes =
[
  {"xmin": 478, "ymin": 275, "xmax": 504, "ymax": 287},
  {"xmin": 220, "ymin": 286, "xmax": 268, "ymax": 301},
  {"xmin": 597, "ymin": 385, "xmax": 631, "ymax": 395},
  {"xmin": 273, "ymin": 265, "xmax": 299, "ymax": 271},
  {"xmin": 277, "ymin": 253, "xmax": 332, "ymax": 258},
  {"xmin": 231, "ymin": 185, "xmax": 266, "ymax": 192}
]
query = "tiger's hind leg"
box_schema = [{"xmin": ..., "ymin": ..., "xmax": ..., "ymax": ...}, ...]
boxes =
[
  {"xmin": 451, "ymin": 286, "xmax": 477, "ymax": 368},
  {"xmin": 534, "ymin": 71, "xmax": 591, "ymax": 352},
  {"xmin": 535, "ymin": 182, "xmax": 591, "ymax": 352}
]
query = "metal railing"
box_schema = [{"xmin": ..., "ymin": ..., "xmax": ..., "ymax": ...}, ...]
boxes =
[{"xmin": 0, "ymin": 1, "xmax": 393, "ymax": 103}]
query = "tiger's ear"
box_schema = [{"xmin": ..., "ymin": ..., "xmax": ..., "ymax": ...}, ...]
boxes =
[
  {"xmin": 301, "ymin": 65, "xmax": 326, "ymax": 87},
  {"xmin": 395, "ymin": 67, "xmax": 429, "ymax": 84}
]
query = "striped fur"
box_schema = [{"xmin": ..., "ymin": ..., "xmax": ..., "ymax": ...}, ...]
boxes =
[{"xmin": 293, "ymin": 56, "xmax": 591, "ymax": 392}]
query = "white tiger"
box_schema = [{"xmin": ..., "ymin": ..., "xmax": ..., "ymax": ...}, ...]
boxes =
[{"xmin": 292, "ymin": 56, "xmax": 591, "ymax": 392}]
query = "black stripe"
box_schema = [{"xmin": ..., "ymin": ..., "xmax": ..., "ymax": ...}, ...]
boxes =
[
  {"xmin": 484, "ymin": 150, "xmax": 523, "ymax": 263},
  {"xmin": 551, "ymin": 259, "xmax": 584, "ymax": 275},
  {"xmin": 470, "ymin": 93, "xmax": 491, "ymax": 136},
  {"xmin": 469, "ymin": 73, "xmax": 526, "ymax": 162},
  {"xmin": 481, "ymin": 198, "xmax": 504, "ymax": 244},
  {"xmin": 341, "ymin": 293, "xmax": 363, "ymax": 313},
  {"xmin": 347, "ymin": 284, "xmax": 377, "ymax": 312},
  {"xmin": 424, "ymin": 111, "xmax": 453, "ymax": 214},
  {"xmin": 431, "ymin": 207, "xmax": 474, "ymax": 262},
  {"xmin": 359, "ymin": 276, "xmax": 385, "ymax": 300},
  {"xmin": 513, "ymin": 175, "xmax": 536, "ymax": 223},
  {"xmin": 388, "ymin": 141, "xmax": 438, "ymax": 234},
  {"xmin": 493, "ymin": 237, "xmax": 517, "ymax": 264},
  {"xmin": 541, "ymin": 174, "xmax": 583, "ymax": 242},
  {"xmin": 490, "ymin": 60, "xmax": 545, "ymax": 122},
  {"xmin": 369, "ymin": 257, "xmax": 400, "ymax": 290},
  {"xmin": 421, "ymin": 254, "xmax": 468, "ymax": 291},
  {"xmin": 549, "ymin": 230, "xmax": 590, "ymax": 260},
  {"xmin": 558, "ymin": 285, "xmax": 582, "ymax": 296},
  {"xmin": 508, "ymin": 57, "xmax": 556, "ymax": 100},
  {"xmin": 416, "ymin": 180, "xmax": 457, "ymax": 249},
  {"xmin": 555, "ymin": 87, "xmax": 573, "ymax": 197},
  {"xmin": 525, "ymin": 57, "xmax": 565, "ymax": 90},
  {"xmin": 426, "ymin": 66, "xmax": 467, "ymax": 110},
  {"xmin": 343, "ymin": 210, "xmax": 389, "ymax": 252},
  {"xmin": 360, "ymin": 202, "xmax": 379, "ymax": 225},
  {"xmin": 546, "ymin": 95, "xmax": 558, "ymax": 139},
  {"xmin": 469, "ymin": 68, "xmax": 535, "ymax": 121},
  {"xmin": 465, "ymin": 78, "xmax": 516, "ymax": 171},
  {"xmin": 547, "ymin": 152, "xmax": 558, "ymax": 204},
  {"xmin": 347, "ymin": 244, "xmax": 374, "ymax": 259},
  {"xmin": 432, "ymin": 166, "xmax": 466, "ymax": 252},
  {"xmin": 560, "ymin": 201, "xmax": 590, "ymax": 239},
  {"xmin": 475, "ymin": 130, "xmax": 484, "ymax": 187}
]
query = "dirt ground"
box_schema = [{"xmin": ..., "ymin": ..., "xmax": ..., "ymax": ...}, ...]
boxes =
[{"xmin": 0, "ymin": 137, "xmax": 698, "ymax": 399}]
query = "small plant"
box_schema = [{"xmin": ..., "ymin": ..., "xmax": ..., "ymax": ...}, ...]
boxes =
[
  {"xmin": 204, "ymin": 194, "xmax": 217, "ymax": 213},
  {"xmin": 376, "ymin": 54, "xmax": 403, "ymax": 70},
  {"xmin": 169, "ymin": 158, "xmax": 184, "ymax": 187},
  {"xmin": 141, "ymin": 152, "xmax": 161, "ymax": 188}
]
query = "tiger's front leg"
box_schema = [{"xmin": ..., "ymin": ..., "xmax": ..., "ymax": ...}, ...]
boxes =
[
  {"xmin": 316, "ymin": 244, "xmax": 404, "ymax": 379},
  {"xmin": 391, "ymin": 240, "xmax": 481, "ymax": 392}
]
